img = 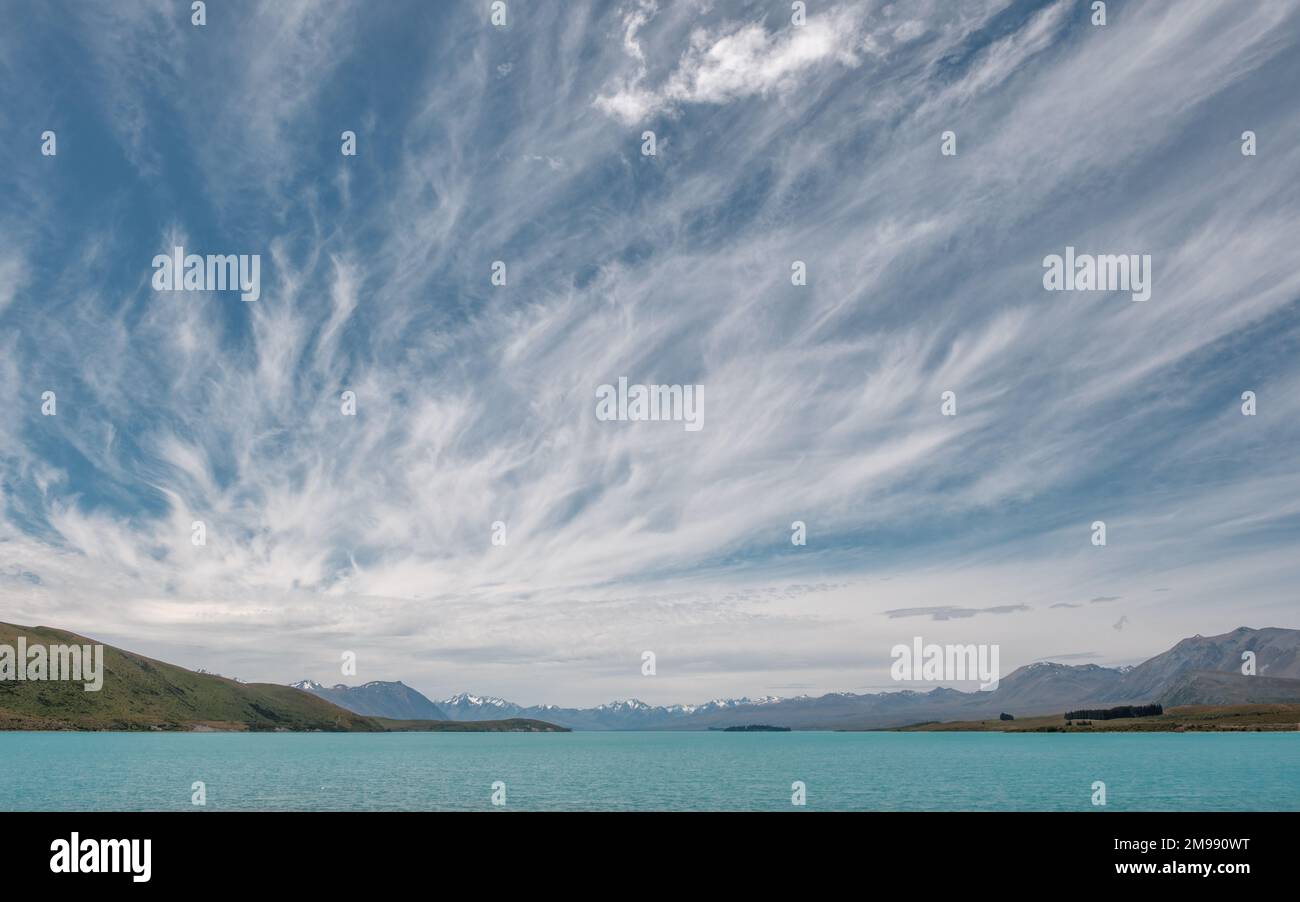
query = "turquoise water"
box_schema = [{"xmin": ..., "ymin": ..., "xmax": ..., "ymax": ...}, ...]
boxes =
[{"xmin": 0, "ymin": 731, "xmax": 1296, "ymax": 811}]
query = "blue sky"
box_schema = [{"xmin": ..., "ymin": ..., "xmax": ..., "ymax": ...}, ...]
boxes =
[{"xmin": 1, "ymin": 0, "xmax": 1298, "ymax": 706}]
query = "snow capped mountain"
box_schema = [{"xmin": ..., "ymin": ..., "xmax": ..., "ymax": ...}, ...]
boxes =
[
  {"xmin": 428, "ymin": 692, "xmax": 796, "ymax": 728},
  {"xmin": 441, "ymin": 692, "xmax": 519, "ymax": 709},
  {"xmin": 442, "ymin": 692, "xmax": 513, "ymax": 707},
  {"xmin": 702, "ymin": 696, "xmax": 782, "ymax": 709},
  {"xmin": 291, "ymin": 679, "xmax": 326, "ymax": 691},
  {"xmin": 436, "ymin": 693, "xmax": 525, "ymax": 721},
  {"xmin": 662, "ymin": 696, "xmax": 782, "ymax": 715}
]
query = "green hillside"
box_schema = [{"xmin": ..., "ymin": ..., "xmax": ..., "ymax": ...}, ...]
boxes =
[
  {"xmin": 0, "ymin": 622, "xmax": 568, "ymax": 733},
  {"xmin": 0, "ymin": 621, "xmax": 378, "ymax": 731}
]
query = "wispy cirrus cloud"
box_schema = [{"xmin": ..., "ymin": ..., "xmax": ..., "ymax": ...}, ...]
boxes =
[
  {"xmin": 882, "ymin": 605, "xmax": 1032, "ymax": 622},
  {"xmin": 0, "ymin": 0, "xmax": 1298, "ymax": 706}
]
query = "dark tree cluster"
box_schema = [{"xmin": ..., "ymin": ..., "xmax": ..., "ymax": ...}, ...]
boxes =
[{"xmin": 1063, "ymin": 704, "xmax": 1163, "ymax": 721}]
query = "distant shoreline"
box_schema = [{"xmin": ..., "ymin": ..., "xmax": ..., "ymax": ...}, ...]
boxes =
[{"xmin": 890, "ymin": 703, "xmax": 1300, "ymax": 733}]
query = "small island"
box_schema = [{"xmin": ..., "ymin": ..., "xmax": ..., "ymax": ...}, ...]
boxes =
[{"xmin": 720, "ymin": 724, "xmax": 791, "ymax": 732}]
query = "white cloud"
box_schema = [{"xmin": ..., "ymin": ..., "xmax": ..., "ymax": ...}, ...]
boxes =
[{"xmin": 595, "ymin": 5, "xmax": 866, "ymax": 123}]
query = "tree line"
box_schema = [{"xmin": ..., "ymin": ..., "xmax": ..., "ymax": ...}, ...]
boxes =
[{"xmin": 1064, "ymin": 704, "xmax": 1163, "ymax": 721}]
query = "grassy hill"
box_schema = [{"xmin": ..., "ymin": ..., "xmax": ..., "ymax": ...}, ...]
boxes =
[
  {"xmin": 0, "ymin": 622, "xmax": 379, "ymax": 731},
  {"xmin": 894, "ymin": 703, "xmax": 1300, "ymax": 733},
  {"xmin": 0, "ymin": 622, "xmax": 567, "ymax": 733}
]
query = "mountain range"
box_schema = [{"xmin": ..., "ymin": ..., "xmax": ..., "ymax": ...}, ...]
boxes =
[
  {"xmin": 6, "ymin": 620, "xmax": 1296, "ymax": 731},
  {"xmin": 295, "ymin": 626, "xmax": 1300, "ymax": 730}
]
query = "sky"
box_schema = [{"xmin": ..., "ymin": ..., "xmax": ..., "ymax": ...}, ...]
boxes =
[{"xmin": 0, "ymin": 0, "xmax": 1298, "ymax": 707}]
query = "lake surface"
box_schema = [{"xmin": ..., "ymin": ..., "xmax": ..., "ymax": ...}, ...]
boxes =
[{"xmin": 1, "ymin": 731, "xmax": 1296, "ymax": 811}]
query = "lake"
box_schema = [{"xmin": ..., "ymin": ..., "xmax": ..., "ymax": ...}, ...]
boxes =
[{"xmin": 1, "ymin": 731, "xmax": 1296, "ymax": 811}]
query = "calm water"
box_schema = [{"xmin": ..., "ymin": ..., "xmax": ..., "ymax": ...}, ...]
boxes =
[{"xmin": 0, "ymin": 731, "xmax": 1296, "ymax": 811}]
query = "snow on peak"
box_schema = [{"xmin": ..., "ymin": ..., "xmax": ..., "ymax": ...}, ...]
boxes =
[
  {"xmin": 602, "ymin": 695, "xmax": 785, "ymax": 713},
  {"xmin": 442, "ymin": 692, "xmax": 514, "ymax": 708}
]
